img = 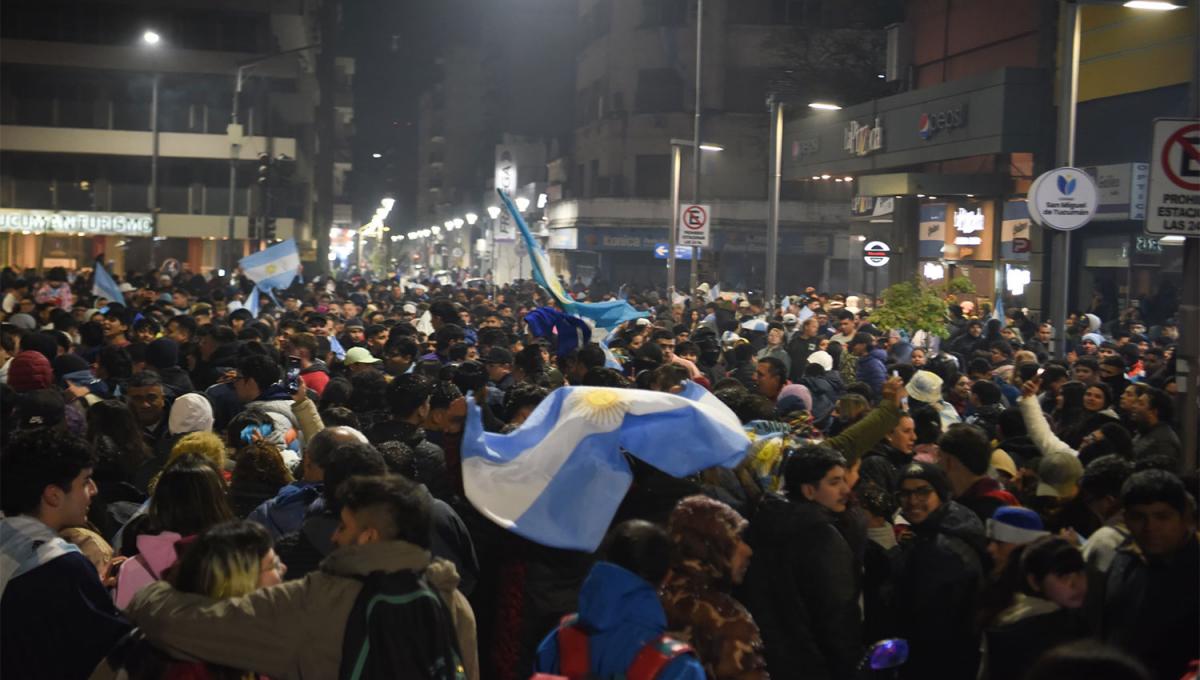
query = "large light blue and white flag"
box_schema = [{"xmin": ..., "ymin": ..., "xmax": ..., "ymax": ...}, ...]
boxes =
[
  {"xmin": 461, "ymin": 382, "xmax": 749, "ymax": 551},
  {"xmin": 92, "ymin": 259, "xmax": 125, "ymax": 306},
  {"xmin": 498, "ymin": 190, "xmax": 647, "ymax": 329},
  {"xmin": 240, "ymin": 239, "xmax": 300, "ymax": 293}
]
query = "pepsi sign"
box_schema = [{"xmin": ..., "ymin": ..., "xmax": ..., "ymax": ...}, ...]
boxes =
[{"xmin": 918, "ymin": 105, "xmax": 968, "ymax": 141}]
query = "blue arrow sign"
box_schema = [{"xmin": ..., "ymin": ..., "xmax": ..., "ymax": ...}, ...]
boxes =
[{"xmin": 654, "ymin": 244, "xmax": 696, "ymax": 260}]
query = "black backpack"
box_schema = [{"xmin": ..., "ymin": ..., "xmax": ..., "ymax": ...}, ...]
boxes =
[{"xmin": 339, "ymin": 569, "xmax": 466, "ymax": 680}]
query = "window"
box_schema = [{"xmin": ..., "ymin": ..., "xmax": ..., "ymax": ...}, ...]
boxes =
[
  {"xmin": 634, "ymin": 69, "xmax": 684, "ymax": 113},
  {"xmin": 634, "ymin": 155, "xmax": 670, "ymax": 198},
  {"xmin": 723, "ymin": 68, "xmax": 771, "ymax": 114},
  {"xmin": 642, "ymin": 0, "xmax": 687, "ymax": 27}
]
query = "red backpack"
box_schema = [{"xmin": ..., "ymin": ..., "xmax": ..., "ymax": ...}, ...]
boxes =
[{"xmin": 550, "ymin": 614, "xmax": 695, "ymax": 680}]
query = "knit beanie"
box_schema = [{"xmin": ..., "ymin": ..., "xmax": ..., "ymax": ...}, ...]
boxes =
[
  {"xmin": 897, "ymin": 461, "xmax": 951, "ymax": 501},
  {"xmin": 8, "ymin": 350, "xmax": 54, "ymax": 393},
  {"xmin": 986, "ymin": 506, "xmax": 1048, "ymax": 545}
]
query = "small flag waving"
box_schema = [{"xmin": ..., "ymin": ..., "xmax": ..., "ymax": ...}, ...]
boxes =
[
  {"xmin": 92, "ymin": 259, "xmax": 125, "ymax": 306},
  {"xmin": 461, "ymin": 382, "xmax": 749, "ymax": 551},
  {"xmin": 498, "ymin": 189, "xmax": 647, "ymax": 329},
  {"xmin": 240, "ymin": 239, "xmax": 300, "ymax": 293}
]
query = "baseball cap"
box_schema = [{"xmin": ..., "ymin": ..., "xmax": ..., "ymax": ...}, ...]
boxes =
[
  {"xmin": 401, "ymin": 303, "xmax": 418, "ymax": 315},
  {"xmin": 782, "ymin": 313, "xmax": 798, "ymax": 325},
  {"xmin": 18, "ymin": 389, "xmax": 65, "ymax": 429},
  {"xmin": 482, "ymin": 347, "xmax": 514, "ymax": 364},
  {"xmin": 807, "ymin": 350, "xmax": 833, "ymax": 372},
  {"xmin": 344, "ymin": 347, "xmax": 382, "ymax": 366},
  {"xmin": 1036, "ymin": 452, "xmax": 1084, "ymax": 498}
]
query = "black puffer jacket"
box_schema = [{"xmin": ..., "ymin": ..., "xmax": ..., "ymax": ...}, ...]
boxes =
[
  {"xmin": 798, "ymin": 370, "xmax": 843, "ymax": 430},
  {"xmin": 889, "ymin": 501, "xmax": 987, "ymax": 680},
  {"xmin": 740, "ymin": 494, "xmax": 862, "ymax": 680},
  {"xmin": 363, "ymin": 419, "xmax": 453, "ymax": 502}
]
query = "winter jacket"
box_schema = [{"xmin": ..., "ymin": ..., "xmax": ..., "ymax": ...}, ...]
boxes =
[
  {"xmin": 1018, "ymin": 396, "xmax": 1077, "ymax": 457},
  {"xmin": 859, "ymin": 442, "xmax": 912, "ymax": 494},
  {"xmin": 125, "ymin": 539, "xmax": 479, "ymax": 680},
  {"xmin": 965, "ymin": 404, "xmax": 1005, "ymax": 442},
  {"xmin": 363, "ymin": 420, "xmax": 453, "ymax": 502},
  {"xmin": 856, "ymin": 348, "xmax": 887, "ymax": 398},
  {"xmin": 741, "ymin": 495, "xmax": 862, "ymax": 680},
  {"xmin": 1, "ymin": 516, "xmax": 131, "ymax": 679},
  {"xmin": 157, "ymin": 365, "xmax": 195, "ymax": 399},
  {"xmin": 191, "ymin": 342, "xmax": 240, "ymax": 391},
  {"xmin": 979, "ymin": 594, "xmax": 1089, "ymax": 680},
  {"xmin": 1131, "ymin": 421, "xmax": 1183, "ymax": 464},
  {"xmin": 247, "ymin": 384, "xmax": 304, "ymax": 463},
  {"xmin": 247, "ymin": 481, "xmax": 323, "ymax": 540},
  {"xmin": 1100, "ymin": 536, "xmax": 1199, "ymax": 680},
  {"xmin": 786, "ymin": 335, "xmax": 821, "ymax": 382},
  {"xmin": 533, "ymin": 561, "xmax": 706, "ymax": 680},
  {"xmin": 890, "ymin": 501, "xmax": 987, "ymax": 680},
  {"xmin": 954, "ymin": 476, "xmax": 1019, "ymax": 525},
  {"xmin": 298, "ymin": 360, "xmax": 330, "ymax": 397},
  {"xmin": 798, "ymin": 370, "xmax": 843, "ymax": 430}
]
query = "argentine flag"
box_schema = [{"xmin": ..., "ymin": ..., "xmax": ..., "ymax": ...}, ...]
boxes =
[
  {"xmin": 497, "ymin": 189, "xmax": 647, "ymax": 330},
  {"xmin": 461, "ymin": 382, "xmax": 750, "ymax": 551},
  {"xmin": 92, "ymin": 259, "xmax": 125, "ymax": 306},
  {"xmin": 240, "ymin": 239, "xmax": 300, "ymax": 293}
]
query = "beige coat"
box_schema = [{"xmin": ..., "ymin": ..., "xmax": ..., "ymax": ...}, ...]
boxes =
[{"xmin": 125, "ymin": 540, "xmax": 479, "ymax": 680}]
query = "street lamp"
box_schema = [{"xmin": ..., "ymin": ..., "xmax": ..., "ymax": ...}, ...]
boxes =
[
  {"xmin": 142, "ymin": 30, "xmax": 161, "ymax": 45},
  {"xmin": 465, "ymin": 212, "xmax": 479, "ymax": 225},
  {"xmin": 667, "ymin": 138, "xmax": 723, "ymax": 298},
  {"xmin": 808, "ymin": 102, "xmax": 842, "ymax": 111},
  {"xmin": 141, "ymin": 31, "xmax": 163, "ymax": 267},
  {"xmin": 515, "ymin": 196, "xmax": 531, "ymax": 213},
  {"xmin": 487, "ymin": 206, "xmax": 501, "ymax": 220}
]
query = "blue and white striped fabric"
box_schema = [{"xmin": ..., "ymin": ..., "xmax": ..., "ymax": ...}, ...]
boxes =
[
  {"xmin": 92, "ymin": 259, "xmax": 125, "ymax": 306},
  {"xmin": 239, "ymin": 239, "xmax": 300, "ymax": 292},
  {"xmin": 461, "ymin": 382, "xmax": 749, "ymax": 551}
]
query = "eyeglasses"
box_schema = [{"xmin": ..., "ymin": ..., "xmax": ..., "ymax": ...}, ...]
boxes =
[{"xmin": 896, "ymin": 486, "xmax": 936, "ymax": 501}]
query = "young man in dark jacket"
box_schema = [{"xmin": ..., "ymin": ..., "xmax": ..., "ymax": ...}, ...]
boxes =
[
  {"xmin": 939, "ymin": 423, "xmax": 1019, "ymax": 525},
  {"xmin": 1, "ymin": 428, "xmax": 130, "ymax": 679},
  {"xmin": 742, "ymin": 446, "xmax": 862, "ymax": 679},
  {"xmin": 849, "ymin": 333, "xmax": 887, "ymax": 399},
  {"xmin": 891, "ymin": 461, "xmax": 988, "ymax": 680},
  {"xmin": 1098, "ymin": 470, "xmax": 1198, "ymax": 680}
]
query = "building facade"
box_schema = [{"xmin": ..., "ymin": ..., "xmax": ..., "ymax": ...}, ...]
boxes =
[{"xmin": 0, "ymin": 0, "xmax": 354, "ymax": 276}]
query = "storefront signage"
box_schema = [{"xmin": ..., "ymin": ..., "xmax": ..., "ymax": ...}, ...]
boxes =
[
  {"xmin": 1145, "ymin": 118, "xmax": 1200, "ymax": 237},
  {"xmin": 1000, "ymin": 200, "xmax": 1031, "ymax": 261},
  {"xmin": 0, "ymin": 209, "xmax": 153, "ymax": 236},
  {"xmin": 844, "ymin": 117, "xmax": 884, "ymax": 157},
  {"xmin": 863, "ymin": 240, "xmax": 891, "ymax": 267},
  {"xmin": 792, "ymin": 138, "xmax": 820, "ymax": 158},
  {"xmin": 1027, "ymin": 167, "xmax": 1099, "ymax": 231},
  {"xmin": 918, "ymin": 105, "xmax": 968, "ymax": 140},
  {"xmin": 952, "ymin": 207, "xmax": 986, "ymax": 245},
  {"xmin": 1084, "ymin": 163, "xmax": 1149, "ymax": 221}
]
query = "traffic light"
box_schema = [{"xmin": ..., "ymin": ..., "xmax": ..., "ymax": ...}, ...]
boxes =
[
  {"xmin": 263, "ymin": 217, "xmax": 277, "ymax": 241},
  {"xmin": 257, "ymin": 152, "xmax": 272, "ymax": 185}
]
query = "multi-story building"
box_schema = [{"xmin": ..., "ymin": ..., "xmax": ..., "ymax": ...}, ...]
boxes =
[
  {"xmin": 542, "ymin": 0, "xmax": 897, "ymax": 292},
  {"xmin": 782, "ymin": 0, "xmax": 1196, "ymax": 319},
  {"xmin": 0, "ymin": 0, "xmax": 354, "ymax": 276}
]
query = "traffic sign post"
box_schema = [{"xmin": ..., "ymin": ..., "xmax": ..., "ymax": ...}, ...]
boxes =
[
  {"xmin": 1145, "ymin": 118, "xmax": 1200, "ymax": 237},
  {"xmin": 678, "ymin": 203, "xmax": 710, "ymax": 248},
  {"xmin": 654, "ymin": 244, "xmax": 695, "ymax": 260}
]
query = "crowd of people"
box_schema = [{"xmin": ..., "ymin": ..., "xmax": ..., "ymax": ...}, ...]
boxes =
[{"xmin": 0, "ymin": 263, "xmax": 1195, "ymax": 680}]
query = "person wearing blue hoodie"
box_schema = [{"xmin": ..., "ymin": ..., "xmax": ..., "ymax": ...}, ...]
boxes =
[
  {"xmin": 850, "ymin": 333, "xmax": 887, "ymax": 399},
  {"xmin": 534, "ymin": 520, "xmax": 705, "ymax": 680}
]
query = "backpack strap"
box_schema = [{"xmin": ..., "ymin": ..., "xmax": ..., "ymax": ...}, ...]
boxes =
[
  {"xmin": 626, "ymin": 635, "xmax": 694, "ymax": 680},
  {"xmin": 556, "ymin": 614, "xmax": 591, "ymax": 680}
]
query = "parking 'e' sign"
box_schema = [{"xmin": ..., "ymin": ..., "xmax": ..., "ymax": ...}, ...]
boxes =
[
  {"xmin": 1145, "ymin": 118, "xmax": 1200, "ymax": 237},
  {"xmin": 679, "ymin": 204, "xmax": 710, "ymax": 247}
]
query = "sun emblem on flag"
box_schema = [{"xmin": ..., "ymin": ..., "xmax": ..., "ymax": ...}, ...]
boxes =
[
  {"xmin": 567, "ymin": 388, "xmax": 629, "ymax": 429},
  {"xmin": 265, "ymin": 264, "xmax": 278, "ymax": 275}
]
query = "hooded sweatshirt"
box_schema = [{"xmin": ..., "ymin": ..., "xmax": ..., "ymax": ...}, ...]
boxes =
[{"xmin": 534, "ymin": 562, "xmax": 706, "ymax": 680}]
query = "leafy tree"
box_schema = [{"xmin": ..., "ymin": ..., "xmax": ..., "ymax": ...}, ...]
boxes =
[{"xmin": 871, "ymin": 276, "xmax": 975, "ymax": 339}]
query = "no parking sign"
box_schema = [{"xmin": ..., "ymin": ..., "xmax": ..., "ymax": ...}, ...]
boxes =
[
  {"xmin": 678, "ymin": 204, "xmax": 710, "ymax": 247},
  {"xmin": 1145, "ymin": 118, "xmax": 1200, "ymax": 237}
]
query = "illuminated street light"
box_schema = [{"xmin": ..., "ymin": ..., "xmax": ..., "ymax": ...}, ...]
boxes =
[
  {"xmin": 808, "ymin": 102, "xmax": 842, "ymax": 111},
  {"xmin": 465, "ymin": 212, "xmax": 479, "ymax": 225},
  {"xmin": 142, "ymin": 30, "xmax": 161, "ymax": 45},
  {"xmin": 487, "ymin": 206, "xmax": 501, "ymax": 219},
  {"xmin": 515, "ymin": 197, "xmax": 531, "ymax": 212}
]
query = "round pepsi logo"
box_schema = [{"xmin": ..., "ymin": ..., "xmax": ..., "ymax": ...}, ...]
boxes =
[{"xmin": 918, "ymin": 113, "xmax": 932, "ymax": 140}]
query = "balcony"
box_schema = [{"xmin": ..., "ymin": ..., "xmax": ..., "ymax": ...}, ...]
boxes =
[{"xmin": 0, "ymin": 125, "xmax": 297, "ymax": 161}]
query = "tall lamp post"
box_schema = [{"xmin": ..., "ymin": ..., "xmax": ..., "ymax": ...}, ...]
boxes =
[
  {"xmin": 142, "ymin": 31, "xmax": 161, "ymax": 268},
  {"xmin": 689, "ymin": 0, "xmax": 704, "ymax": 294},
  {"xmin": 668, "ymin": 139, "xmax": 722, "ymax": 300}
]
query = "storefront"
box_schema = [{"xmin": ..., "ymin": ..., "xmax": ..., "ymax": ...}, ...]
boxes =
[{"xmin": 781, "ymin": 67, "xmax": 1054, "ymax": 314}]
